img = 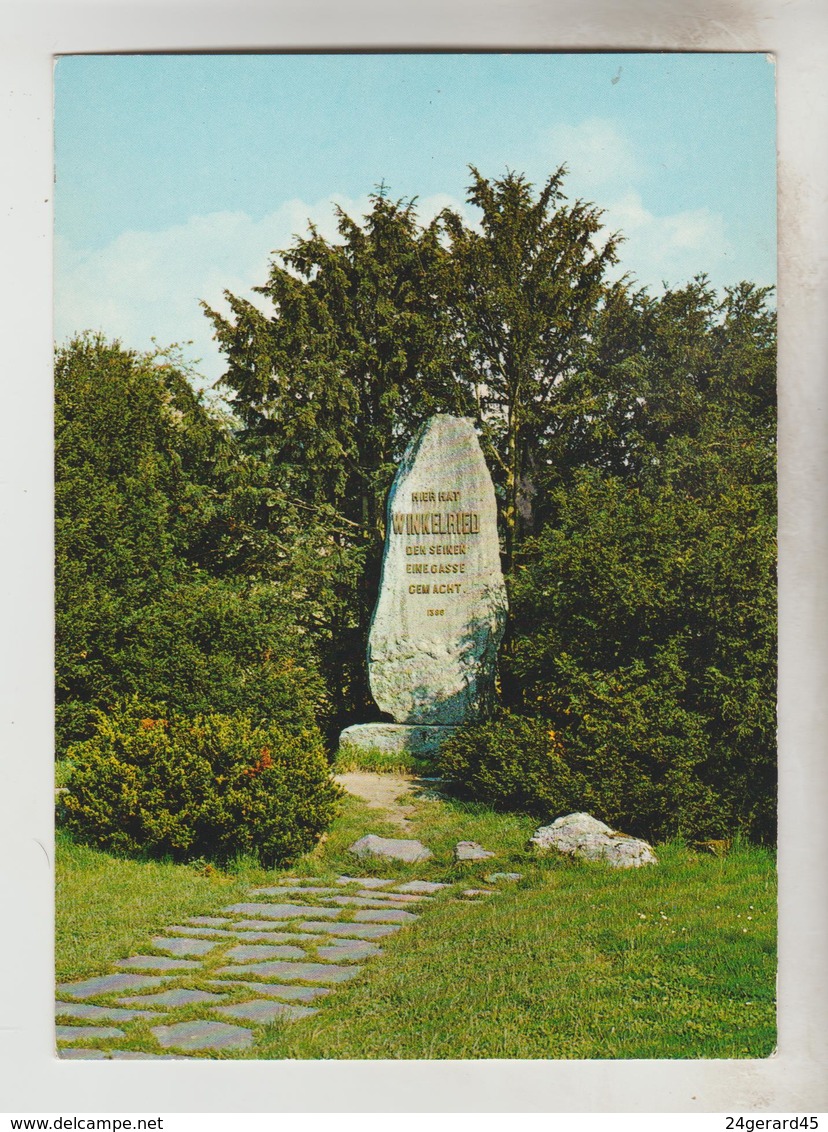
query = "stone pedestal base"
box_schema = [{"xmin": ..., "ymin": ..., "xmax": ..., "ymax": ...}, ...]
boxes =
[{"xmin": 338, "ymin": 722, "xmax": 458, "ymax": 758}]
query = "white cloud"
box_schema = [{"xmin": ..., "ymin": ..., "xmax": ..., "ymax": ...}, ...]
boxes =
[
  {"xmin": 55, "ymin": 168, "xmax": 731, "ymax": 394},
  {"xmin": 55, "ymin": 191, "xmax": 470, "ymax": 389},
  {"xmin": 544, "ymin": 117, "xmax": 641, "ymax": 189},
  {"xmin": 602, "ymin": 191, "xmax": 731, "ymax": 291},
  {"xmin": 538, "ymin": 117, "xmax": 731, "ymax": 292}
]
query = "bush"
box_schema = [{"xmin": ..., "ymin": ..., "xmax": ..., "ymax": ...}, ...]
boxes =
[
  {"xmin": 437, "ymin": 713, "xmax": 587, "ymax": 820},
  {"xmin": 117, "ymin": 581, "xmax": 330, "ymax": 735},
  {"xmin": 61, "ymin": 700, "xmax": 341, "ymax": 866},
  {"xmin": 56, "ymin": 579, "xmax": 330, "ymax": 755},
  {"xmin": 55, "ymin": 334, "xmax": 332, "ymax": 756},
  {"xmin": 506, "ymin": 465, "xmax": 776, "ymax": 843}
]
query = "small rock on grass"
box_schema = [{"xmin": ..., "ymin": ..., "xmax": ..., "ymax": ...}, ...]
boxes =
[
  {"xmin": 454, "ymin": 841, "xmax": 495, "ymax": 861},
  {"xmin": 348, "ymin": 834, "xmax": 433, "ymax": 863},
  {"xmin": 485, "ymin": 872, "xmax": 522, "ymax": 882},
  {"xmin": 531, "ymin": 812, "xmax": 657, "ymax": 868}
]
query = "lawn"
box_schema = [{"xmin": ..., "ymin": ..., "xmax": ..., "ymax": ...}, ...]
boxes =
[{"xmin": 55, "ymin": 780, "xmax": 776, "ymax": 1059}]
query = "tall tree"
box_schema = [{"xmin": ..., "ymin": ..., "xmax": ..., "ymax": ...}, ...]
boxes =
[
  {"xmin": 439, "ymin": 166, "xmax": 622, "ymax": 568},
  {"xmin": 55, "ymin": 334, "xmax": 328, "ymax": 753},
  {"xmin": 505, "ymin": 280, "xmax": 777, "ymax": 841},
  {"xmin": 204, "ymin": 192, "xmax": 469, "ymax": 723}
]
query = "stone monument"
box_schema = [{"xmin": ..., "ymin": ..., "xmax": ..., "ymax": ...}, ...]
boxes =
[{"xmin": 339, "ymin": 414, "xmax": 507, "ymax": 757}]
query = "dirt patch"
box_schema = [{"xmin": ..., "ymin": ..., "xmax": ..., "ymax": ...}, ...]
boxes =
[{"xmin": 334, "ymin": 771, "xmax": 417, "ymax": 828}]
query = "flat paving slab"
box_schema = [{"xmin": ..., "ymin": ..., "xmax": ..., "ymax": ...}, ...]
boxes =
[
  {"xmin": 354, "ymin": 908, "xmax": 418, "ymax": 923},
  {"xmin": 250, "ymin": 886, "xmax": 337, "ymax": 896},
  {"xmin": 115, "ymin": 955, "xmax": 201, "ymax": 971},
  {"xmin": 395, "ymin": 880, "xmax": 450, "ymax": 894},
  {"xmin": 222, "ymin": 903, "xmax": 340, "ymax": 920},
  {"xmin": 329, "ymin": 894, "xmax": 419, "ymax": 908},
  {"xmin": 119, "ymin": 988, "xmax": 227, "ymax": 1008},
  {"xmin": 55, "ymin": 1001, "xmax": 155, "ymax": 1022},
  {"xmin": 57, "ymin": 974, "xmax": 174, "ymax": 999},
  {"xmin": 150, "ymin": 936, "xmax": 219, "ymax": 957},
  {"xmin": 206, "ymin": 980, "xmax": 330, "ymax": 1002},
  {"xmin": 56, "ymin": 1025, "xmax": 125, "ymax": 1041},
  {"xmin": 213, "ymin": 1000, "xmax": 317, "ymax": 1024},
  {"xmin": 107, "ymin": 1050, "xmax": 192, "ymax": 1060},
  {"xmin": 355, "ymin": 891, "xmax": 426, "ymax": 903},
  {"xmin": 273, "ymin": 877, "xmax": 324, "ymax": 885},
  {"xmin": 296, "ymin": 920, "xmax": 400, "ymax": 938},
  {"xmin": 224, "ymin": 944, "xmax": 307, "ymax": 962},
  {"xmin": 216, "ymin": 960, "xmax": 360, "ymax": 983},
  {"xmin": 152, "ymin": 1020, "xmax": 253, "ymax": 1051},
  {"xmin": 454, "ymin": 840, "xmax": 495, "ymax": 861},
  {"xmin": 187, "ymin": 917, "xmax": 231, "ymax": 927},
  {"xmin": 56, "ymin": 1048, "xmax": 109, "ymax": 1059},
  {"xmin": 232, "ymin": 921, "xmax": 326, "ymax": 939},
  {"xmin": 171, "ymin": 924, "xmax": 316, "ymax": 943},
  {"xmin": 316, "ymin": 941, "xmax": 381, "ymax": 962}
]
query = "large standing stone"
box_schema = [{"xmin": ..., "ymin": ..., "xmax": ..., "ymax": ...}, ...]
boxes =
[{"xmin": 349, "ymin": 415, "xmax": 506, "ymax": 752}]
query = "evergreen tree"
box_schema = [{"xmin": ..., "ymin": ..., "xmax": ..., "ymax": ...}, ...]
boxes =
[
  {"xmin": 204, "ymin": 192, "xmax": 469, "ymax": 724},
  {"xmin": 439, "ymin": 166, "xmax": 622, "ymax": 567}
]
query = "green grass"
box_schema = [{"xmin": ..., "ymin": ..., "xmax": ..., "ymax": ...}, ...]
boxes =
[
  {"xmin": 55, "ymin": 782, "xmax": 776, "ymax": 1059},
  {"xmin": 55, "ymin": 829, "xmax": 261, "ymax": 981},
  {"xmin": 262, "ymin": 838, "xmax": 776, "ymax": 1059},
  {"xmin": 332, "ymin": 744, "xmax": 434, "ymax": 775}
]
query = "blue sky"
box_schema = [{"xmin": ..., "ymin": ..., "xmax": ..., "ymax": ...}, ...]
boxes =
[{"xmin": 54, "ymin": 53, "xmax": 776, "ymax": 385}]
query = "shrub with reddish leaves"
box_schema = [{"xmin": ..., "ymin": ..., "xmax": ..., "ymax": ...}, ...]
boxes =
[{"xmin": 62, "ymin": 698, "xmax": 341, "ymax": 865}]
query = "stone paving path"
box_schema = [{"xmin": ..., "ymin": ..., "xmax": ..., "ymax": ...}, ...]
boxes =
[{"xmin": 55, "ymin": 873, "xmax": 470, "ymax": 1059}]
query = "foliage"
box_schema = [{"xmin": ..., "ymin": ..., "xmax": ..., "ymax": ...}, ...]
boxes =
[
  {"xmin": 506, "ymin": 461, "xmax": 776, "ymax": 842},
  {"xmin": 56, "ymin": 170, "xmax": 777, "ymax": 846},
  {"xmin": 62, "ymin": 700, "xmax": 341, "ymax": 866},
  {"xmin": 55, "ymin": 334, "xmax": 329, "ymax": 752},
  {"xmin": 114, "ymin": 580, "xmax": 329, "ymax": 734},
  {"xmin": 204, "ymin": 193, "xmax": 470, "ymax": 723},
  {"xmin": 440, "ymin": 166, "xmax": 621, "ymax": 565},
  {"xmin": 437, "ymin": 712, "xmax": 587, "ymax": 819}
]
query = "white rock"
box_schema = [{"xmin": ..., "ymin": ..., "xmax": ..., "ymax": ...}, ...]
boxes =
[
  {"xmin": 368, "ymin": 414, "xmax": 507, "ymax": 725},
  {"xmin": 531, "ymin": 812, "xmax": 658, "ymax": 869},
  {"xmin": 348, "ymin": 834, "xmax": 433, "ymax": 863},
  {"xmin": 338, "ymin": 722, "xmax": 457, "ymax": 757},
  {"xmin": 454, "ymin": 840, "xmax": 495, "ymax": 861}
]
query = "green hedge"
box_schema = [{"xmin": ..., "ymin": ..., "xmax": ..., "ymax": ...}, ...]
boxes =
[
  {"xmin": 62, "ymin": 700, "xmax": 341, "ymax": 866},
  {"xmin": 437, "ymin": 713, "xmax": 586, "ymax": 819}
]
